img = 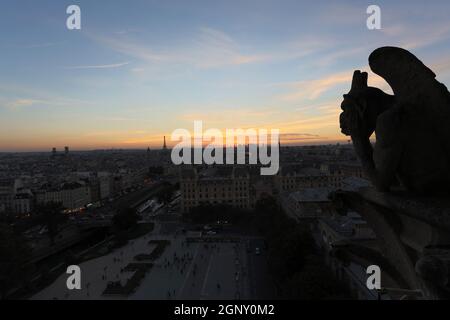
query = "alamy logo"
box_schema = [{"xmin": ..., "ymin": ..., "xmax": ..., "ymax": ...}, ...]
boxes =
[
  {"xmin": 66, "ymin": 265, "xmax": 81, "ymax": 290},
  {"xmin": 366, "ymin": 265, "xmax": 381, "ymax": 290},
  {"xmin": 366, "ymin": 5, "xmax": 381, "ymax": 30},
  {"xmin": 171, "ymin": 121, "xmax": 280, "ymax": 175},
  {"xmin": 66, "ymin": 5, "xmax": 81, "ymax": 30}
]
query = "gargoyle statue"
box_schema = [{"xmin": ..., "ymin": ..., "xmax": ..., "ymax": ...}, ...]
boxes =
[{"xmin": 340, "ymin": 46, "xmax": 450, "ymax": 194}]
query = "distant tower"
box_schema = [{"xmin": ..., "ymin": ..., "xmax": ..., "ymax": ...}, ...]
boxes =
[
  {"xmin": 64, "ymin": 146, "xmax": 69, "ymax": 155},
  {"xmin": 163, "ymin": 136, "xmax": 167, "ymax": 150},
  {"xmin": 52, "ymin": 147, "xmax": 56, "ymax": 157}
]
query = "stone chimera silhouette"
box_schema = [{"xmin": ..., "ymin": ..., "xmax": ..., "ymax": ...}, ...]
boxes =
[{"xmin": 340, "ymin": 46, "xmax": 450, "ymax": 194}]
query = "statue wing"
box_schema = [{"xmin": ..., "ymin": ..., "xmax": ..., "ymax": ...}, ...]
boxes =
[{"xmin": 369, "ymin": 46, "xmax": 450, "ymax": 154}]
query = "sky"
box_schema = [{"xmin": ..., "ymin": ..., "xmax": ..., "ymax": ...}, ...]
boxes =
[{"xmin": 1, "ymin": 0, "xmax": 450, "ymax": 151}]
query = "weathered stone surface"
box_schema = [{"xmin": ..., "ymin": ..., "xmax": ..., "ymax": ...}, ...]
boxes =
[
  {"xmin": 332, "ymin": 188, "xmax": 450, "ymax": 299},
  {"xmin": 340, "ymin": 47, "xmax": 450, "ymax": 195}
]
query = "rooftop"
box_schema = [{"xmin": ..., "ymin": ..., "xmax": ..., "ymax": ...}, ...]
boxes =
[{"xmin": 289, "ymin": 187, "xmax": 332, "ymax": 202}]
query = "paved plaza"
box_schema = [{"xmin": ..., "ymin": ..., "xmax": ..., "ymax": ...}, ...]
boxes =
[{"xmin": 32, "ymin": 222, "xmax": 266, "ymax": 300}]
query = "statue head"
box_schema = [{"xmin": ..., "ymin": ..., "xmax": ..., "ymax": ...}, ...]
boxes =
[{"xmin": 340, "ymin": 70, "xmax": 394, "ymax": 137}]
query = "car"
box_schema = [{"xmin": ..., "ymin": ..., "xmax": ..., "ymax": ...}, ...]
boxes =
[{"xmin": 206, "ymin": 231, "xmax": 217, "ymax": 236}]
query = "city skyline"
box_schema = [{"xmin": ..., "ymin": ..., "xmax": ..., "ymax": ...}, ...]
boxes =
[{"xmin": 1, "ymin": 0, "xmax": 450, "ymax": 151}]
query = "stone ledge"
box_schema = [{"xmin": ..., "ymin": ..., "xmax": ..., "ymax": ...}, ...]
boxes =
[{"xmin": 357, "ymin": 187, "xmax": 450, "ymax": 232}]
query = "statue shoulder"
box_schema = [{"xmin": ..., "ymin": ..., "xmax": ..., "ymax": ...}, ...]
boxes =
[{"xmin": 375, "ymin": 107, "xmax": 405, "ymax": 148}]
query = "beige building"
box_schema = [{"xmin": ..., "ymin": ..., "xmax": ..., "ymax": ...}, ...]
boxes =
[
  {"xmin": 180, "ymin": 166, "xmax": 251, "ymax": 213},
  {"xmin": 282, "ymin": 187, "xmax": 335, "ymax": 220},
  {"xmin": 13, "ymin": 189, "xmax": 34, "ymax": 214},
  {"xmin": 276, "ymin": 166, "xmax": 343, "ymax": 193},
  {"xmin": 0, "ymin": 178, "xmax": 24, "ymax": 214},
  {"xmin": 36, "ymin": 182, "xmax": 89, "ymax": 210}
]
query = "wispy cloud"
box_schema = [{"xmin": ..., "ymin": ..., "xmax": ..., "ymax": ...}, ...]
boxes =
[
  {"xmin": 3, "ymin": 98, "xmax": 42, "ymax": 110},
  {"xmin": 381, "ymin": 20, "xmax": 450, "ymax": 51},
  {"xmin": 88, "ymin": 27, "xmax": 267, "ymax": 69},
  {"xmin": 277, "ymin": 70, "xmax": 353, "ymax": 102},
  {"xmin": 3, "ymin": 41, "xmax": 65, "ymax": 49},
  {"xmin": 177, "ymin": 107, "xmax": 281, "ymax": 130},
  {"xmin": 63, "ymin": 61, "xmax": 130, "ymax": 70},
  {"xmin": 88, "ymin": 27, "xmax": 331, "ymax": 71},
  {"xmin": 279, "ymin": 132, "xmax": 323, "ymax": 143},
  {"xmin": 276, "ymin": 65, "xmax": 392, "ymax": 103},
  {"xmin": 0, "ymin": 83, "xmax": 96, "ymax": 111}
]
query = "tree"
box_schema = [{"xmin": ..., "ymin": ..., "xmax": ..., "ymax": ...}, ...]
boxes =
[
  {"xmin": 0, "ymin": 224, "xmax": 32, "ymax": 299},
  {"xmin": 147, "ymin": 166, "xmax": 164, "ymax": 176},
  {"xmin": 183, "ymin": 204, "xmax": 247, "ymax": 224},
  {"xmin": 156, "ymin": 183, "xmax": 175, "ymax": 206},
  {"xmin": 36, "ymin": 202, "xmax": 66, "ymax": 245},
  {"xmin": 113, "ymin": 207, "xmax": 139, "ymax": 232},
  {"xmin": 282, "ymin": 255, "xmax": 351, "ymax": 300},
  {"xmin": 268, "ymin": 225, "xmax": 316, "ymax": 280}
]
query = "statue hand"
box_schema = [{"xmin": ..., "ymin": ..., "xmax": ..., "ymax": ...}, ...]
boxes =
[
  {"xmin": 340, "ymin": 111, "xmax": 352, "ymax": 136},
  {"xmin": 340, "ymin": 108, "xmax": 370, "ymax": 139}
]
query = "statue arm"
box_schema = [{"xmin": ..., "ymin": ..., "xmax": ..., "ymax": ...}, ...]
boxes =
[{"xmin": 351, "ymin": 110, "xmax": 403, "ymax": 191}]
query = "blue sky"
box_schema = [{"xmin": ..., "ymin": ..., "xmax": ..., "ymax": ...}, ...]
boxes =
[{"xmin": 1, "ymin": 0, "xmax": 450, "ymax": 151}]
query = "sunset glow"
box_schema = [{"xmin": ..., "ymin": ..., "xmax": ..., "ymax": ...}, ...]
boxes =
[{"xmin": 1, "ymin": 0, "xmax": 450, "ymax": 151}]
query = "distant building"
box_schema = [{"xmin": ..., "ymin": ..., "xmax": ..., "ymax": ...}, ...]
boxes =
[
  {"xmin": 99, "ymin": 174, "xmax": 113, "ymax": 200},
  {"xmin": 282, "ymin": 187, "xmax": 335, "ymax": 220},
  {"xmin": 318, "ymin": 212, "xmax": 376, "ymax": 247},
  {"xmin": 79, "ymin": 177, "xmax": 101, "ymax": 204},
  {"xmin": 277, "ymin": 166, "xmax": 327, "ymax": 191},
  {"xmin": 0, "ymin": 178, "xmax": 23, "ymax": 214},
  {"xmin": 180, "ymin": 166, "xmax": 251, "ymax": 213},
  {"xmin": 13, "ymin": 189, "xmax": 34, "ymax": 214},
  {"xmin": 316, "ymin": 212, "xmax": 383, "ymax": 300},
  {"xmin": 36, "ymin": 182, "xmax": 89, "ymax": 210}
]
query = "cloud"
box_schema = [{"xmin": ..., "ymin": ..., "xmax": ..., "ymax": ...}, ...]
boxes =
[
  {"xmin": 101, "ymin": 116, "xmax": 141, "ymax": 122},
  {"xmin": 63, "ymin": 61, "xmax": 130, "ymax": 70},
  {"xmin": 401, "ymin": 25, "xmax": 450, "ymax": 51},
  {"xmin": 189, "ymin": 27, "xmax": 268, "ymax": 67},
  {"xmin": 432, "ymin": 57, "xmax": 450, "ymax": 76},
  {"xmin": 88, "ymin": 27, "xmax": 265, "ymax": 69},
  {"xmin": 87, "ymin": 33, "xmax": 167, "ymax": 63},
  {"xmin": 4, "ymin": 99, "xmax": 42, "ymax": 109},
  {"xmin": 88, "ymin": 27, "xmax": 331, "ymax": 71},
  {"xmin": 4, "ymin": 41, "xmax": 65, "ymax": 49},
  {"xmin": 277, "ymin": 65, "xmax": 392, "ymax": 103},
  {"xmin": 279, "ymin": 132, "xmax": 323, "ymax": 143},
  {"xmin": 380, "ymin": 20, "xmax": 450, "ymax": 51},
  {"xmin": 177, "ymin": 107, "xmax": 281, "ymax": 129},
  {"xmin": 316, "ymin": 3, "xmax": 367, "ymax": 26},
  {"xmin": 313, "ymin": 46, "xmax": 369, "ymax": 67},
  {"xmin": 278, "ymin": 70, "xmax": 353, "ymax": 102},
  {"xmin": 0, "ymin": 83, "xmax": 96, "ymax": 111}
]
